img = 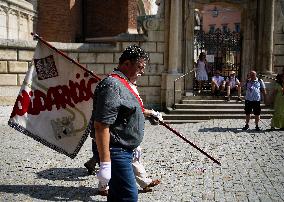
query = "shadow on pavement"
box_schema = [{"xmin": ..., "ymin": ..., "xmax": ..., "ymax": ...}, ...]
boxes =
[
  {"xmin": 0, "ymin": 184, "xmax": 104, "ymax": 201},
  {"xmin": 36, "ymin": 167, "xmax": 90, "ymax": 181},
  {"xmin": 198, "ymin": 127, "xmax": 266, "ymax": 134}
]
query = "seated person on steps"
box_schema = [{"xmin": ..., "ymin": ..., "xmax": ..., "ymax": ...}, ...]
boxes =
[
  {"xmin": 211, "ymin": 69, "xmax": 225, "ymax": 95},
  {"xmin": 225, "ymin": 71, "xmax": 242, "ymax": 101}
]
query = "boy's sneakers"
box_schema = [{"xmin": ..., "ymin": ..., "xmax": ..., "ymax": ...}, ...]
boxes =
[
  {"xmin": 255, "ymin": 125, "xmax": 261, "ymax": 131},
  {"xmin": 242, "ymin": 124, "xmax": 249, "ymax": 130}
]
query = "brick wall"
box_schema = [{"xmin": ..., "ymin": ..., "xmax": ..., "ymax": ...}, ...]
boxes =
[
  {"xmin": 128, "ymin": 0, "xmax": 139, "ymax": 32},
  {"xmin": 37, "ymin": 0, "xmax": 138, "ymax": 41},
  {"xmin": 37, "ymin": 0, "xmax": 82, "ymax": 42},
  {"xmin": 85, "ymin": 0, "xmax": 138, "ymax": 38},
  {"xmin": 274, "ymin": 0, "xmax": 284, "ymax": 73}
]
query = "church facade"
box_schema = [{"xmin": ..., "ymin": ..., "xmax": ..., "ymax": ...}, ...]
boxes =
[{"xmin": 0, "ymin": 0, "xmax": 283, "ymax": 109}]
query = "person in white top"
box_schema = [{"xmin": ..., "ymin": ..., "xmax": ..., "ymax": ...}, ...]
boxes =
[
  {"xmin": 211, "ymin": 69, "xmax": 225, "ymax": 95},
  {"xmin": 225, "ymin": 71, "xmax": 242, "ymax": 101},
  {"xmin": 195, "ymin": 52, "xmax": 208, "ymax": 94}
]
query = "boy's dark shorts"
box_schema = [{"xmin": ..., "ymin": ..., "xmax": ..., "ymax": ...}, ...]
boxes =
[{"xmin": 244, "ymin": 100, "xmax": 261, "ymax": 115}]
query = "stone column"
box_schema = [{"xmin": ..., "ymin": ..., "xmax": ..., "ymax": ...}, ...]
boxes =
[
  {"xmin": 262, "ymin": 0, "xmax": 275, "ymax": 74},
  {"xmin": 184, "ymin": 3, "xmax": 195, "ymax": 92},
  {"xmin": 241, "ymin": 0, "xmax": 257, "ymax": 81},
  {"xmin": 161, "ymin": 0, "xmax": 183, "ymax": 108},
  {"xmin": 168, "ymin": 0, "xmax": 180, "ymax": 73}
]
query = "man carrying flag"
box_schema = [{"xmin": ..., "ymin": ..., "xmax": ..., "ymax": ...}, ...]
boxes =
[{"xmin": 93, "ymin": 45, "xmax": 162, "ymax": 201}]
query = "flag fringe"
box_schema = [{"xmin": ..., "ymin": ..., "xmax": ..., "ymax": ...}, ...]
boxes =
[{"xmin": 8, "ymin": 119, "xmax": 92, "ymax": 159}]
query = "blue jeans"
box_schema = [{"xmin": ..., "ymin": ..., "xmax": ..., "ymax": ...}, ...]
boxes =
[{"xmin": 107, "ymin": 147, "xmax": 137, "ymax": 202}]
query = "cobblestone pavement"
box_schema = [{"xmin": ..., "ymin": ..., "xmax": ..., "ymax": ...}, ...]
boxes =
[{"xmin": 0, "ymin": 106, "xmax": 284, "ymax": 202}]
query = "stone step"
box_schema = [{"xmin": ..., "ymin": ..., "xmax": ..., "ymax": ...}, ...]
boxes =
[
  {"xmin": 162, "ymin": 114, "xmax": 273, "ymax": 121},
  {"xmin": 181, "ymin": 98, "xmax": 268, "ymax": 105},
  {"xmin": 174, "ymin": 103, "xmax": 268, "ymax": 109},
  {"xmin": 166, "ymin": 108, "xmax": 273, "ymax": 114},
  {"xmin": 182, "ymin": 95, "xmax": 244, "ymax": 100},
  {"xmin": 182, "ymin": 100, "xmax": 245, "ymax": 104},
  {"xmin": 166, "ymin": 92, "xmax": 272, "ymax": 123}
]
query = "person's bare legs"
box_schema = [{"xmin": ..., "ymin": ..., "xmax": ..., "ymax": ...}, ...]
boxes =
[
  {"xmin": 245, "ymin": 114, "xmax": 250, "ymax": 125},
  {"xmin": 255, "ymin": 115, "xmax": 260, "ymax": 126},
  {"xmin": 225, "ymin": 84, "xmax": 231, "ymax": 101},
  {"xmin": 237, "ymin": 85, "xmax": 242, "ymax": 98},
  {"xmin": 220, "ymin": 83, "xmax": 225, "ymax": 93},
  {"xmin": 211, "ymin": 81, "xmax": 217, "ymax": 94},
  {"xmin": 198, "ymin": 80, "xmax": 204, "ymax": 93},
  {"xmin": 254, "ymin": 115, "xmax": 261, "ymax": 130},
  {"xmin": 226, "ymin": 85, "xmax": 231, "ymax": 97},
  {"xmin": 201, "ymin": 80, "xmax": 205, "ymax": 91},
  {"xmin": 242, "ymin": 114, "xmax": 251, "ymax": 130}
]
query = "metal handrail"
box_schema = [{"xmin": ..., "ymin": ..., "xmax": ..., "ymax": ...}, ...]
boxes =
[
  {"xmin": 258, "ymin": 73, "xmax": 277, "ymax": 81},
  {"xmin": 173, "ymin": 69, "xmax": 195, "ymax": 109}
]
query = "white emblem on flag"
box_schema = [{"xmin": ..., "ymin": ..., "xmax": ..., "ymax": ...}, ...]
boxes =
[{"xmin": 51, "ymin": 116, "xmax": 75, "ymax": 140}]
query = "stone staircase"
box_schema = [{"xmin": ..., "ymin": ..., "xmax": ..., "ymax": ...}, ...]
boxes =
[{"xmin": 163, "ymin": 95, "xmax": 274, "ymax": 124}]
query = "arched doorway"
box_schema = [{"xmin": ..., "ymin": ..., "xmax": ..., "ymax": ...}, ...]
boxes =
[
  {"xmin": 183, "ymin": 0, "xmax": 259, "ymax": 93},
  {"xmin": 193, "ymin": 3, "xmax": 242, "ymax": 92}
]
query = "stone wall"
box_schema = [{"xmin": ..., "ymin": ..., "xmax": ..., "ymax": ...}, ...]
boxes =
[
  {"xmin": 0, "ymin": 16, "xmax": 165, "ymax": 109},
  {"xmin": 0, "ymin": 39, "xmax": 35, "ymax": 86},
  {"xmin": 0, "ymin": 0, "xmax": 36, "ymax": 41},
  {"xmin": 274, "ymin": 0, "xmax": 284, "ymax": 73}
]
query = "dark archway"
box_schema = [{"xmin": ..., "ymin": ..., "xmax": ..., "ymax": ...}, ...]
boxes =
[{"xmin": 193, "ymin": 3, "xmax": 242, "ymax": 92}]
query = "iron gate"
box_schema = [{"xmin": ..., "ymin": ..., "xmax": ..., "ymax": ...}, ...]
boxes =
[{"xmin": 193, "ymin": 29, "xmax": 242, "ymax": 91}]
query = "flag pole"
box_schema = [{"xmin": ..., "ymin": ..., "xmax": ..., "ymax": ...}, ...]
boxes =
[
  {"xmin": 31, "ymin": 33, "xmax": 220, "ymax": 165},
  {"xmin": 158, "ymin": 120, "xmax": 221, "ymax": 165},
  {"xmin": 31, "ymin": 32, "xmax": 101, "ymax": 81}
]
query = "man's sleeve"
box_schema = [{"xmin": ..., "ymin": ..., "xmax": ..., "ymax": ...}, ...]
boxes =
[{"xmin": 94, "ymin": 80, "xmax": 121, "ymax": 125}]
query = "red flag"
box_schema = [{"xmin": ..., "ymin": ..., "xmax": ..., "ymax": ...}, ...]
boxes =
[{"xmin": 8, "ymin": 38, "xmax": 100, "ymax": 158}]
